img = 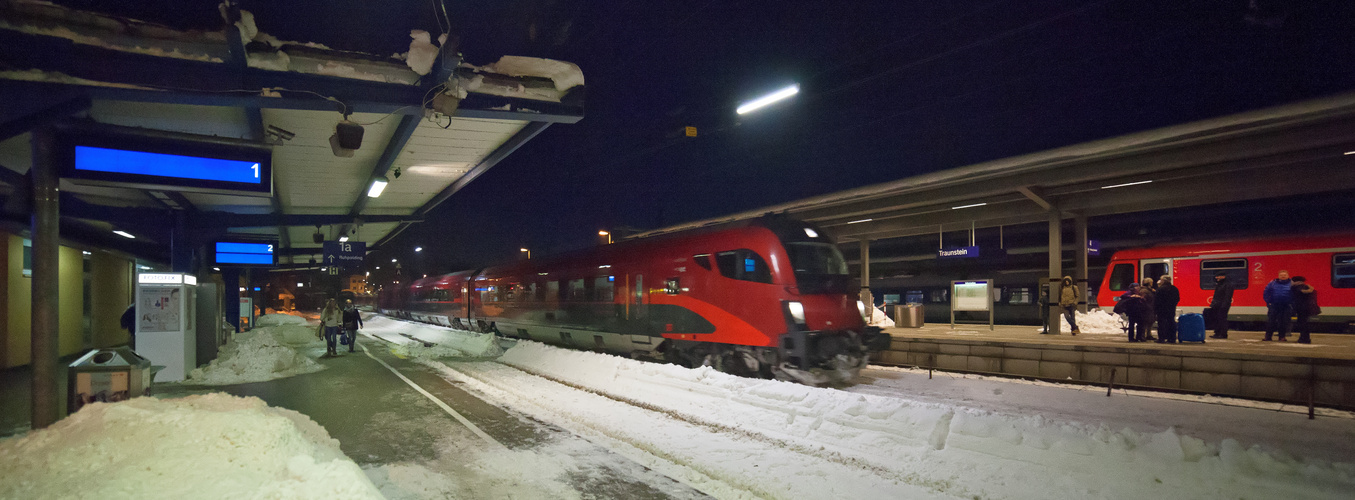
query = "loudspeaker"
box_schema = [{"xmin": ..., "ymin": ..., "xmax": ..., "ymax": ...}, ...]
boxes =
[
  {"xmin": 335, "ymin": 120, "xmax": 364, "ymax": 150},
  {"xmin": 329, "ymin": 134, "xmax": 355, "ymax": 158}
]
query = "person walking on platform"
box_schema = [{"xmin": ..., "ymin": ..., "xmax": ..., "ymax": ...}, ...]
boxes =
[
  {"xmin": 320, "ymin": 298, "xmax": 343, "ymax": 356},
  {"xmin": 1058, "ymin": 276, "xmax": 1080, "ymax": 335},
  {"xmin": 1291, "ymin": 276, "xmax": 1319, "ymax": 344},
  {"xmin": 1154, "ymin": 275, "xmax": 1181, "ymax": 343},
  {"xmin": 1209, "ymin": 272, "xmax": 1234, "ymax": 339},
  {"xmin": 342, "ymin": 299, "xmax": 363, "ymax": 353},
  {"xmin": 1139, "ymin": 278, "xmax": 1157, "ymax": 341},
  {"xmin": 1263, "ymin": 270, "xmax": 1294, "ymax": 341}
]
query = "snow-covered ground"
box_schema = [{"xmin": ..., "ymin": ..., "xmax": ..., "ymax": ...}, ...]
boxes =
[
  {"xmin": 0, "ymin": 394, "xmax": 383, "ymax": 499},
  {"xmin": 362, "ymin": 314, "xmax": 1355, "ymax": 499}
]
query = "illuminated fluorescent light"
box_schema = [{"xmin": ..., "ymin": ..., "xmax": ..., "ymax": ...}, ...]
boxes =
[
  {"xmin": 847, "ymin": 218, "xmax": 873, "ymax": 224},
  {"xmin": 82, "ymin": 251, "xmax": 92, "ymax": 256},
  {"xmin": 367, "ymin": 176, "xmax": 388, "ymax": 197},
  {"xmin": 951, "ymin": 203, "xmax": 987, "ymax": 210},
  {"xmin": 1345, "ymin": 151, "xmax": 1355, "ymax": 155},
  {"xmin": 338, "ymin": 235, "xmax": 349, "ymax": 242},
  {"xmin": 1101, "ymin": 180, "xmax": 1153, "ymax": 189},
  {"xmin": 297, "ymin": 282, "xmax": 304, "ymax": 287},
  {"xmin": 414, "ymin": 246, "xmax": 423, "ymax": 252},
  {"xmin": 736, "ymin": 84, "xmax": 800, "ymax": 115},
  {"xmin": 599, "ymin": 265, "xmax": 611, "ymax": 269},
  {"xmin": 113, "ymin": 230, "xmax": 135, "ymax": 239},
  {"xmin": 213, "ymin": 267, "xmax": 220, "ymax": 271}
]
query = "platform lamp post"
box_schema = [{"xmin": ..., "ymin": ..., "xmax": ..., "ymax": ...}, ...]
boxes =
[
  {"xmin": 520, "ymin": 248, "xmax": 530, "ymax": 260},
  {"xmin": 598, "ymin": 230, "xmax": 612, "ymax": 244}
]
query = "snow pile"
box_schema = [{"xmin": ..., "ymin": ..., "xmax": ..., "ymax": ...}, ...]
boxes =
[
  {"xmin": 869, "ymin": 305, "xmax": 895, "ymax": 327},
  {"xmin": 479, "ymin": 56, "xmax": 585, "ymax": 91},
  {"xmin": 187, "ymin": 325, "xmax": 324, "ymax": 385},
  {"xmin": 461, "ymin": 340, "xmax": 1355, "ymax": 499},
  {"xmin": 255, "ymin": 312, "xmax": 310, "ymax": 327},
  {"xmin": 1036, "ymin": 309, "xmax": 1125, "ymax": 334},
  {"xmin": 0, "ymin": 394, "xmax": 382, "ymax": 500},
  {"xmin": 363, "ymin": 315, "xmax": 503, "ymax": 359}
]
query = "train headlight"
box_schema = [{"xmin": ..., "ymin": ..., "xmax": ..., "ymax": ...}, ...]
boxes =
[
  {"xmin": 787, "ymin": 301, "xmax": 806, "ymax": 325},
  {"xmin": 857, "ymin": 300, "xmax": 869, "ymax": 322}
]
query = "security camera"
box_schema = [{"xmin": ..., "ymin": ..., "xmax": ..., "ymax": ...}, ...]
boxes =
[{"xmin": 264, "ymin": 125, "xmax": 295, "ymax": 143}]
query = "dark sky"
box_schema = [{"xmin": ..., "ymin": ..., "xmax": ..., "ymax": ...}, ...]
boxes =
[{"xmin": 56, "ymin": 1, "xmax": 1355, "ymax": 275}]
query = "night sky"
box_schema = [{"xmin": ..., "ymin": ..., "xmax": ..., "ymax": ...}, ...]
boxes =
[{"xmin": 54, "ymin": 0, "xmax": 1355, "ymax": 276}]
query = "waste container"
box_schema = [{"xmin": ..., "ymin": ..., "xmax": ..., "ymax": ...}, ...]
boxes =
[
  {"xmin": 894, "ymin": 303, "xmax": 925, "ymax": 328},
  {"xmin": 68, "ymin": 347, "xmax": 153, "ymax": 415}
]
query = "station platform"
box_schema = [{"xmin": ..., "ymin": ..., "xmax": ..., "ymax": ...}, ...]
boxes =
[
  {"xmin": 0, "ymin": 336, "xmax": 705, "ymax": 499},
  {"xmin": 874, "ymin": 323, "xmax": 1355, "ymax": 410}
]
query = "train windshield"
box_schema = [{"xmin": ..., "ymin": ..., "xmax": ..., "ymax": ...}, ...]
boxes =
[{"xmin": 784, "ymin": 242, "xmax": 853, "ymax": 294}]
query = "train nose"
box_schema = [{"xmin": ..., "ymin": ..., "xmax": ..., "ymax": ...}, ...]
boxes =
[{"xmin": 814, "ymin": 334, "xmax": 849, "ymax": 358}]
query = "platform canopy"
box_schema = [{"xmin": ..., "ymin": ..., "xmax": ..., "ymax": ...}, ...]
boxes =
[
  {"xmin": 0, "ymin": 1, "xmax": 583, "ymax": 267},
  {"xmin": 633, "ymin": 91, "xmax": 1355, "ymax": 243}
]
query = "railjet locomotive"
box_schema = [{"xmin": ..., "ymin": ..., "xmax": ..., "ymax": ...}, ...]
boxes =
[{"xmin": 379, "ymin": 216, "xmax": 890, "ymax": 384}]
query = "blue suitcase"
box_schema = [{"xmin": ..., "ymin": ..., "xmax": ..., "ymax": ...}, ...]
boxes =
[{"xmin": 1178, "ymin": 313, "xmax": 1206, "ymax": 343}]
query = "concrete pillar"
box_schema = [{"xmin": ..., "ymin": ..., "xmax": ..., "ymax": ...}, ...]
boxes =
[
  {"xmin": 30, "ymin": 126, "xmax": 60, "ymax": 428},
  {"xmin": 223, "ymin": 268, "xmax": 241, "ymax": 332},
  {"xmin": 1074, "ymin": 214, "xmax": 1089, "ymax": 312},
  {"xmin": 1046, "ymin": 211, "xmax": 1062, "ymax": 335},
  {"xmin": 171, "ymin": 212, "xmax": 194, "ymax": 274},
  {"xmin": 858, "ymin": 239, "xmax": 872, "ymax": 307}
]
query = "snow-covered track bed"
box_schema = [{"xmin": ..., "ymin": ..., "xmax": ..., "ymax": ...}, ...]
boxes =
[{"xmin": 425, "ymin": 358, "xmax": 961, "ymax": 499}]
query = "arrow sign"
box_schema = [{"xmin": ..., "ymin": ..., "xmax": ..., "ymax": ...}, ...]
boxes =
[{"xmin": 322, "ymin": 241, "xmax": 365, "ymax": 270}]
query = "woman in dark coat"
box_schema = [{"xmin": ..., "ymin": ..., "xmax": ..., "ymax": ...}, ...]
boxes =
[
  {"xmin": 1139, "ymin": 278, "xmax": 1157, "ymax": 341},
  {"xmin": 1291, "ymin": 277, "xmax": 1319, "ymax": 344},
  {"xmin": 1154, "ymin": 275, "xmax": 1181, "ymax": 343},
  {"xmin": 1115, "ymin": 283, "xmax": 1149, "ymax": 342}
]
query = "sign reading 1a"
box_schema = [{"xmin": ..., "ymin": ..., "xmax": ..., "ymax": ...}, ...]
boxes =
[{"xmin": 322, "ymin": 241, "xmax": 366, "ymax": 269}]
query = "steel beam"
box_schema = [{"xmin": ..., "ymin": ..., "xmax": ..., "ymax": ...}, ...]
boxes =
[{"xmin": 0, "ymin": 96, "xmax": 90, "ymax": 142}]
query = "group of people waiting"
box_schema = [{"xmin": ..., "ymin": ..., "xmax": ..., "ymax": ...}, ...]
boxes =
[
  {"xmin": 1260, "ymin": 270, "xmax": 1321, "ymax": 344},
  {"xmin": 1112, "ymin": 275, "xmax": 1182, "ymax": 343},
  {"xmin": 319, "ymin": 298, "xmax": 364, "ymax": 356}
]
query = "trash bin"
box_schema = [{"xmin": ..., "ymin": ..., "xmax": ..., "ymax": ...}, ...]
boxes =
[
  {"xmin": 67, "ymin": 347, "xmax": 153, "ymax": 415},
  {"xmin": 894, "ymin": 303, "xmax": 925, "ymax": 328}
]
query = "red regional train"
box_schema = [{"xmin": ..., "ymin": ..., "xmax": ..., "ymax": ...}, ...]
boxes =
[
  {"xmin": 378, "ymin": 216, "xmax": 891, "ymax": 384},
  {"xmin": 1096, "ymin": 234, "xmax": 1355, "ymax": 330}
]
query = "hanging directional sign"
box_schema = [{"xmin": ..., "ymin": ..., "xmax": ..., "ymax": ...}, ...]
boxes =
[{"xmin": 322, "ymin": 241, "xmax": 365, "ymax": 269}]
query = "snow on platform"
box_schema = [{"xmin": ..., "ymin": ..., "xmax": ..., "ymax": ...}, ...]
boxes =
[
  {"xmin": 185, "ymin": 322, "xmax": 325, "ymax": 385},
  {"xmin": 0, "ymin": 393, "xmax": 382, "ymax": 500}
]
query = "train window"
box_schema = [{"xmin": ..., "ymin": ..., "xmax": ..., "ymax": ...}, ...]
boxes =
[
  {"xmin": 1200, "ymin": 259, "xmax": 1249, "ymax": 290},
  {"xmin": 1334, "ymin": 253, "xmax": 1355, "ymax": 288},
  {"xmin": 595, "ymin": 276, "xmax": 615, "ymax": 302},
  {"xmin": 784, "ymin": 242, "xmax": 849, "ymax": 275},
  {"xmin": 905, "ymin": 291, "xmax": 924, "ymax": 304},
  {"xmin": 693, "ymin": 254, "xmax": 712, "ymax": 271},
  {"xmin": 567, "ymin": 279, "xmax": 586, "ymax": 302},
  {"xmin": 715, "ymin": 249, "xmax": 772, "ymax": 283},
  {"xmin": 665, "ymin": 277, "xmax": 680, "ymax": 295},
  {"xmin": 1108, "ymin": 264, "xmax": 1135, "ymax": 291},
  {"xmin": 1009, "ymin": 287, "xmax": 1032, "ymax": 305},
  {"xmin": 929, "ymin": 289, "xmax": 947, "ymax": 303}
]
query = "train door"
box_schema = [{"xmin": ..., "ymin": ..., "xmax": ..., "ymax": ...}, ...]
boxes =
[
  {"xmin": 632, "ymin": 275, "xmax": 646, "ymax": 322},
  {"xmin": 1140, "ymin": 258, "xmax": 1171, "ymax": 284}
]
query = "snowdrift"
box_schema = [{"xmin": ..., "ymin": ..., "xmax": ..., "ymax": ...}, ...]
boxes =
[
  {"xmin": 255, "ymin": 313, "xmax": 310, "ymax": 327},
  {"xmin": 0, "ymin": 394, "xmax": 383, "ymax": 500},
  {"xmin": 363, "ymin": 315, "xmax": 503, "ymax": 359},
  {"xmin": 187, "ymin": 324, "xmax": 324, "ymax": 385}
]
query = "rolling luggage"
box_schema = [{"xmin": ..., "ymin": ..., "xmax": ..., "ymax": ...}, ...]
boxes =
[
  {"xmin": 1201, "ymin": 307, "xmax": 1214, "ymax": 330},
  {"xmin": 1178, "ymin": 313, "xmax": 1206, "ymax": 343}
]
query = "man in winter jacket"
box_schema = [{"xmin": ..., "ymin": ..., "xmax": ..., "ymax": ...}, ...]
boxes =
[
  {"xmin": 1262, "ymin": 270, "xmax": 1293, "ymax": 341},
  {"xmin": 342, "ymin": 299, "xmax": 363, "ymax": 353},
  {"xmin": 1209, "ymin": 273, "xmax": 1234, "ymax": 339},
  {"xmin": 1290, "ymin": 276, "xmax": 1319, "ymax": 344},
  {"xmin": 1058, "ymin": 276, "xmax": 1080, "ymax": 335},
  {"xmin": 1154, "ymin": 275, "xmax": 1181, "ymax": 343}
]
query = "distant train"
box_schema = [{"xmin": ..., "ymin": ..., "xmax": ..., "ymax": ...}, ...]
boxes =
[
  {"xmin": 1096, "ymin": 234, "xmax": 1354, "ymax": 330},
  {"xmin": 379, "ymin": 216, "xmax": 890, "ymax": 384}
]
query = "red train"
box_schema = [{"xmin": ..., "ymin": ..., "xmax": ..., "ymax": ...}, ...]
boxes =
[
  {"xmin": 378, "ymin": 216, "xmax": 890, "ymax": 384},
  {"xmin": 1096, "ymin": 234, "xmax": 1355, "ymax": 330}
]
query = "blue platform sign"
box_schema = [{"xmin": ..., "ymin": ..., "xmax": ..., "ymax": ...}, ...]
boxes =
[
  {"xmin": 938, "ymin": 246, "xmax": 980, "ymax": 259},
  {"xmin": 214, "ymin": 241, "xmax": 275, "ymax": 266},
  {"xmin": 322, "ymin": 241, "xmax": 366, "ymax": 269},
  {"xmin": 63, "ymin": 141, "xmax": 272, "ymax": 196}
]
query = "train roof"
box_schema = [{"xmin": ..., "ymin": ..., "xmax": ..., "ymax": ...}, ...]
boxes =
[{"xmin": 1107, "ymin": 233, "xmax": 1355, "ymax": 260}]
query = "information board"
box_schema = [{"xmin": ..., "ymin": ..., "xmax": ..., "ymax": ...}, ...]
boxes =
[
  {"xmin": 215, "ymin": 241, "xmax": 275, "ymax": 266},
  {"xmin": 950, "ymin": 279, "xmax": 996, "ymax": 330},
  {"xmin": 60, "ymin": 133, "xmax": 273, "ymax": 196},
  {"xmin": 322, "ymin": 241, "xmax": 366, "ymax": 269}
]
